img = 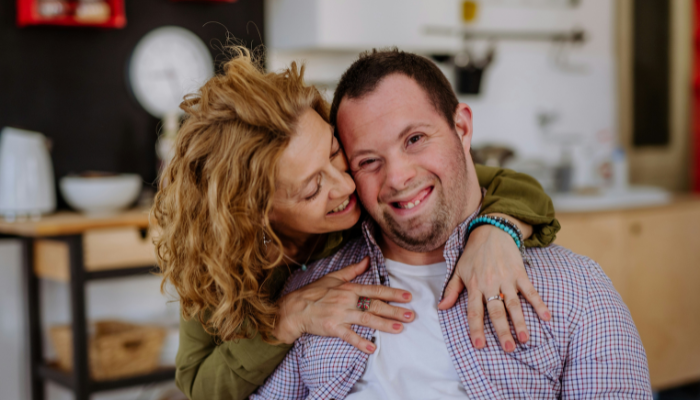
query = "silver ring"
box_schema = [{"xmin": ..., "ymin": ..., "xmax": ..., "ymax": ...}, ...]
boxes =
[{"xmin": 486, "ymin": 294, "xmax": 504, "ymax": 303}]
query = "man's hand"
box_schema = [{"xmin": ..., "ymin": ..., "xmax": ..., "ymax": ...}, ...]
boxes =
[
  {"xmin": 437, "ymin": 216, "xmax": 551, "ymax": 353},
  {"xmin": 274, "ymin": 257, "xmax": 415, "ymax": 354}
]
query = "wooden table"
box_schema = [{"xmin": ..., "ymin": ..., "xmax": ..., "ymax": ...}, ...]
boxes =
[
  {"xmin": 0, "ymin": 209, "xmax": 174, "ymax": 400},
  {"xmin": 555, "ymin": 196, "xmax": 700, "ymax": 390}
]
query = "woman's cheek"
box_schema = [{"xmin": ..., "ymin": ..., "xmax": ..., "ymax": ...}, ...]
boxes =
[
  {"xmin": 332, "ymin": 151, "xmax": 350, "ymax": 171},
  {"xmin": 354, "ymin": 175, "xmax": 378, "ymax": 209}
]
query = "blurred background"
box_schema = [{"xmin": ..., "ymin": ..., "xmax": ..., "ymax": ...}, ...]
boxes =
[{"xmin": 0, "ymin": 0, "xmax": 699, "ymax": 399}]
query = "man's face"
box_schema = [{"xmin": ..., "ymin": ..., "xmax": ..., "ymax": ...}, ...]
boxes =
[{"xmin": 337, "ymin": 74, "xmax": 476, "ymax": 253}]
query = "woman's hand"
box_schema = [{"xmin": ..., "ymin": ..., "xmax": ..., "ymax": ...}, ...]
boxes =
[
  {"xmin": 437, "ymin": 215, "xmax": 551, "ymax": 353},
  {"xmin": 273, "ymin": 257, "xmax": 415, "ymax": 354}
]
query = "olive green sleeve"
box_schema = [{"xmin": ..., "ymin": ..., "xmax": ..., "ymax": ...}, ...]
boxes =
[
  {"xmin": 175, "ymin": 315, "xmax": 292, "ymax": 400},
  {"xmin": 475, "ymin": 164, "xmax": 561, "ymax": 247}
]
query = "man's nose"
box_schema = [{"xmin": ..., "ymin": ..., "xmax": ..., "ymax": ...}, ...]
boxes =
[{"xmin": 384, "ymin": 153, "xmax": 416, "ymax": 192}]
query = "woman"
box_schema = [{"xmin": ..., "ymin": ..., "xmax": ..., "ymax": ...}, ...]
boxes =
[{"xmin": 153, "ymin": 48, "xmax": 559, "ymax": 400}]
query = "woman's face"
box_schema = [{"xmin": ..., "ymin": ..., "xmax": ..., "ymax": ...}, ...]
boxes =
[{"xmin": 269, "ymin": 108, "xmax": 361, "ymax": 239}]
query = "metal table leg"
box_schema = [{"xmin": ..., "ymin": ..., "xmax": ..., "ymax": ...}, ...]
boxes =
[
  {"xmin": 21, "ymin": 237, "xmax": 45, "ymax": 400},
  {"xmin": 67, "ymin": 235, "xmax": 90, "ymax": 400}
]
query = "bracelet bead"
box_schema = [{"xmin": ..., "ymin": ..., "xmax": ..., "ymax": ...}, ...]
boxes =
[{"xmin": 467, "ymin": 215, "xmax": 525, "ymax": 252}]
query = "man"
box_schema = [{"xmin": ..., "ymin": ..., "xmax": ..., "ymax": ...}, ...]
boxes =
[{"xmin": 251, "ymin": 49, "xmax": 652, "ymax": 400}]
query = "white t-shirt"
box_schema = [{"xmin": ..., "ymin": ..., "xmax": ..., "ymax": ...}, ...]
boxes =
[{"xmin": 345, "ymin": 258, "xmax": 467, "ymax": 400}]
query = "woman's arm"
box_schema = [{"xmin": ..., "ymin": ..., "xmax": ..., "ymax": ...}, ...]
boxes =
[
  {"xmin": 476, "ymin": 164, "xmax": 560, "ymax": 247},
  {"xmin": 175, "ymin": 258, "xmax": 412, "ymax": 400},
  {"xmin": 175, "ymin": 315, "xmax": 292, "ymax": 400},
  {"xmin": 439, "ymin": 164, "xmax": 560, "ymax": 353}
]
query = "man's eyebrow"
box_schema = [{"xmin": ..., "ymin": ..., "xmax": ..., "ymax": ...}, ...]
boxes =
[
  {"xmin": 348, "ymin": 122, "xmax": 432, "ymax": 161},
  {"xmin": 288, "ymin": 127, "xmax": 335, "ymax": 198}
]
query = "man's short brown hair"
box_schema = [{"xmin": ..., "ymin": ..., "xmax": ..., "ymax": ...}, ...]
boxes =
[{"xmin": 330, "ymin": 48, "xmax": 459, "ymax": 129}]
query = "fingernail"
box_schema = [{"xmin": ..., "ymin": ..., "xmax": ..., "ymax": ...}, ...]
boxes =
[
  {"xmin": 392, "ymin": 323, "xmax": 402, "ymax": 330},
  {"xmin": 404, "ymin": 312, "xmax": 412, "ymax": 319},
  {"xmin": 505, "ymin": 341, "xmax": 515, "ymax": 352},
  {"xmin": 474, "ymin": 338, "xmax": 483, "ymax": 348},
  {"xmin": 402, "ymin": 292, "xmax": 411, "ymax": 300},
  {"xmin": 544, "ymin": 312, "xmax": 551, "ymax": 320},
  {"xmin": 519, "ymin": 332, "xmax": 528, "ymax": 343},
  {"xmin": 366, "ymin": 344, "xmax": 375, "ymax": 352}
]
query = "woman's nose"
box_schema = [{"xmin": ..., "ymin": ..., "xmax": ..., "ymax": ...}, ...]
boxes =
[{"xmin": 329, "ymin": 154, "xmax": 356, "ymax": 199}]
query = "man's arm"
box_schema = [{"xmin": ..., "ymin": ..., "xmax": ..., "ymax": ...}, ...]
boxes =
[
  {"xmin": 175, "ymin": 315, "xmax": 292, "ymax": 400},
  {"xmin": 476, "ymin": 164, "xmax": 560, "ymax": 247},
  {"xmin": 561, "ymin": 259, "xmax": 652, "ymax": 399}
]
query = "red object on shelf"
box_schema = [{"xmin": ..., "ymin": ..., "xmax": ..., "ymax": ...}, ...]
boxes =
[
  {"xmin": 16, "ymin": 0, "xmax": 126, "ymax": 28},
  {"xmin": 693, "ymin": 0, "xmax": 700, "ymax": 192}
]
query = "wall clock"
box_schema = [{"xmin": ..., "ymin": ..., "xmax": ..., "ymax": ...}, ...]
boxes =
[{"xmin": 128, "ymin": 26, "xmax": 214, "ymax": 118}]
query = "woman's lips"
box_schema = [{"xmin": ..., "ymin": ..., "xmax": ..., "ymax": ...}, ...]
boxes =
[{"xmin": 327, "ymin": 193, "xmax": 357, "ymax": 216}]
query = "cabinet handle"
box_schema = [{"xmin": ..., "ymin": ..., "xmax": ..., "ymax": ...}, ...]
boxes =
[{"xmin": 630, "ymin": 222, "xmax": 642, "ymax": 235}]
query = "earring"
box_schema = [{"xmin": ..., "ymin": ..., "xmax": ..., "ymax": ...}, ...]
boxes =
[{"xmin": 263, "ymin": 231, "xmax": 272, "ymax": 248}]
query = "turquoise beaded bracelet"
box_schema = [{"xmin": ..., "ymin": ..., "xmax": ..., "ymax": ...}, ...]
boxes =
[{"xmin": 467, "ymin": 215, "xmax": 524, "ymax": 250}]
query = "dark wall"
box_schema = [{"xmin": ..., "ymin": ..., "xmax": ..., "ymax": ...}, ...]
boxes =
[
  {"xmin": 0, "ymin": 0, "xmax": 263, "ymax": 208},
  {"xmin": 633, "ymin": 0, "xmax": 670, "ymax": 147}
]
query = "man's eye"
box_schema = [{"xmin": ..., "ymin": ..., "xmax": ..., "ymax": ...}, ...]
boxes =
[
  {"xmin": 407, "ymin": 134, "xmax": 423, "ymax": 145},
  {"xmin": 359, "ymin": 159, "xmax": 376, "ymax": 167}
]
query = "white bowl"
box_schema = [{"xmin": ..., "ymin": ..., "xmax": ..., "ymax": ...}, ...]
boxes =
[{"xmin": 59, "ymin": 174, "xmax": 142, "ymax": 215}]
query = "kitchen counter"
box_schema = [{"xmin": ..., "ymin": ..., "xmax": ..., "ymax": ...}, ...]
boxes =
[
  {"xmin": 551, "ymin": 186, "xmax": 672, "ymax": 213},
  {"xmin": 555, "ymin": 195, "xmax": 700, "ymax": 389}
]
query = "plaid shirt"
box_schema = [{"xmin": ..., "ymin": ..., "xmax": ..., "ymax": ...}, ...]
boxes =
[{"xmin": 252, "ymin": 210, "xmax": 652, "ymax": 400}]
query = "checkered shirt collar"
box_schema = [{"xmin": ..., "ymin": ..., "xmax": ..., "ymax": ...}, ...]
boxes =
[{"xmin": 359, "ymin": 202, "xmax": 482, "ymax": 279}]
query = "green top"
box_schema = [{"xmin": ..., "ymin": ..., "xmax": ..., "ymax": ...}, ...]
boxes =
[{"xmin": 175, "ymin": 165, "xmax": 560, "ymax": 400}]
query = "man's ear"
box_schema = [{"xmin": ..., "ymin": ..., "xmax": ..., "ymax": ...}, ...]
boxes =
[{"xmin": 453, "ymin": 103, "xmax": 474, "ymax": 153}]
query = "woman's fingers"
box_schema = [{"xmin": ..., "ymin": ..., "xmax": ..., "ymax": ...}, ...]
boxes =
[
  {"xmin": 467, "ymin": 288, "xmax": 486, "ymax": 349},
  {"xmin": 485, "ymin": 295, "xmax": 516, "ymax": 353},
  {"xmin": 517, "ymin": 277, "xmax": 551, "ymax": 321},
  {"xmin": 348, "ymin": 309, "xmax": 405, "ymax": 334},
  {"xmin": 337, "ymin": 326, "xmax": 377, "ymax": 354},
  {"xmin": 437, "ymin": 274, "xmax": 464, "ymax": 310},
  {"xmin": 328, "ymin": 257, "xmax": 370, "ymax": 282},
  {"xmin": 341, "ymin": 282, "xmax": 412, "ymax": 303},
  {"xmin": 367, "ymin": 299, "xmax": 415, "ymax": 322},
  {"xmin": 502, "ymin": 287, "xmax": 529, "ymax": 344}
]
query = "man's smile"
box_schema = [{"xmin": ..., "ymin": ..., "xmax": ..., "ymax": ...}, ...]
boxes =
[{"xmin": 387, "ymin": 185, "xmax": 434, "ymax": 216}]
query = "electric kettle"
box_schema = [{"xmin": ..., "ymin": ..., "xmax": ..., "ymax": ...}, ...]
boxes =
[{"xmin": 0, "ymin": 127, "xmax": 56, "ymax": 221}]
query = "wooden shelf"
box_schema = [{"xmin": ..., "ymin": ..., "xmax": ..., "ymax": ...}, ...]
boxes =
[
  {"xmin": 0, "ymin": 208, "xmax": 151, "ymax": 237},
  {"xmin": 14, "ymin": 211, "xmax": 169, "ymax": 400},
  {"xmin": 84, "ymin": 265, "xmax": 158, "ymax": 281},
  {"xmin": 38, "ymin": 364, "xmax": 175, "ymax": 393}
]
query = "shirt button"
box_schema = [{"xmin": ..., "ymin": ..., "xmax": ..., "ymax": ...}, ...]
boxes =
[{"xmin": 379, "ymin": 275, "xmax": 385, "ymax": 284}]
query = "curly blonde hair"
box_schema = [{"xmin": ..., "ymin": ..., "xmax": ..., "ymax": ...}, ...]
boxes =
[{"xmin": 152, "ymin": 47, "xmax": 329, "ymax": 342}]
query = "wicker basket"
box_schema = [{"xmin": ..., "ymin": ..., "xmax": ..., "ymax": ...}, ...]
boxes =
[{"xmin": 49, "ymin": 320, "xmax": 166, "ymax": 380}]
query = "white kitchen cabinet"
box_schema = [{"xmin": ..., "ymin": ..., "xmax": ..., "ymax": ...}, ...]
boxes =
[
  {"xmin": 265, "ymin": 0, "xmax": 590, "ymax": 53},
  {"xmin": 266, "ymin": 0, "xmax": 461, "ymax": 52}
]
